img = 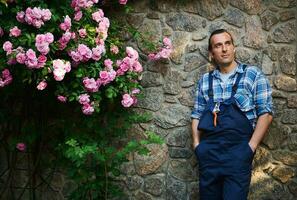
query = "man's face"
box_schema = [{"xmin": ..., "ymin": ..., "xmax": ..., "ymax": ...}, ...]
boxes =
[{"xmin": 209, "ymin": 32, "xmax": 235, "ymax": 67}]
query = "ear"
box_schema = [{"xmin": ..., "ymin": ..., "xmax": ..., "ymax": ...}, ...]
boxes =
[
  {"xmin": 209, "ymin": 51, "xmax": 214, "ymax": 57},
  {"xmin": 208, "ymin": 52, "xmax": 213, "ymax": 62}
]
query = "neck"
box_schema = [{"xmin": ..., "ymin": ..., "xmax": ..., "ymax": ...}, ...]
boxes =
[{"xmin": 218, "ymin": 61, "xmax": 237, "ymax": 74}]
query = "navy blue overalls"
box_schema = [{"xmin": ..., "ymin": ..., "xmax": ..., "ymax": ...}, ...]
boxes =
[{"xmin": 195, "ymin": 65, "xmax": 255, "ymax": 200}]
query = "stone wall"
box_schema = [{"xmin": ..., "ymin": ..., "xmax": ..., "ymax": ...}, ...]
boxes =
[{"xmin": 119, "ymin": 0, "xmax": 297, "ymax": 199}]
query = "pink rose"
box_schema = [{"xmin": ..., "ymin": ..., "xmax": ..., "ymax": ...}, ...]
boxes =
[
  {"xmin": 2, "ymin": 69, "xmax": 11, "ymax": 79},
  {"xmin": 64, "ymin": 61, "xmax": 71, "ymax": 73},
  {"xmin": 77, "ymin": 44, "xmax": 92, "ymax": 57},
  {"xmin": 78, "ymin": 29, "xmax": 87, "ymax": 38},
  {"xmin": 16, "ymin": 53, "xmax": 27, "ymax": 64},
  {"xmin": 71, "ymin": 32, "xmax": 76, "ymax": 39},
  {"xmin": 99, "ymin": 17, "xmax": 110, "ymax": 30},
  {"xmin": 53, "ymin": 67, "xmax": 66, "ymax": 81},
  {"xmin": 163, "ymin": 37, "xmax": 172, "ymax": 48},
  {"xmin": 16, "ymin": 11, "xmax": 25, "ymax": 23},
  {"xmin": 58, "ymin": 32, "xmax": 71, "ymax": 50},
  {"xmin": 119, "ymin": 61, "xmax": 130, "ymax": 72},
  {"xmin": 83, "ymin": 77, "xmax": 99, "ymax": 92},
  {"xmin": 0, "ymin": 69, "xmax": 13, "ymax": 87},
  {"xmin": 16, "ymin": 143, "xmax": 26, "ymax": 152},
  {"xmin": 131, "ymin": 88, "xmax": 140, "ymax": 94},
  {"xmin": 37, "ymin": 80, "xmax": 47, "ymax": 90},
  {"xmin": 36, "ymin": 43, "xmax": 50, "ymax": 55},
  {"xmin": 25, "ymin": 59, "xmax": 38, "ymax": 68},
  {"xmin": 45, "ymin": 33, "xmax": 54, "ymax": 43},
  {"xmin": 132, "ymin": 61, "xmax": 143, "ymax": 73},
  {"xmin": 92, "ymin": 9, "xmax": 104, "ymax": 22},
  {"xmin": 74, "ymin": 11, "xmax": 83, "ymax": 21},
  {"xmin": 60, "ymin": 15, "xmax": 72, "ymax": 31},
  {"xmin": 53, "ymin": 60, "xmax": 67, "ymax": 80},
  {"xmin": 42, "ymin": 9, "xmax": 52, "ymax": 21},
  {"xmin": 38, "ymin": 55, "xmax": 47, "ymax": 63},
  {"xmin": 99, "ymin": 71, "xmax": 111, "ymax": 86},
  {"xmin": 109, "ymin": 70, "xmax": 116, "ymax": 80},
  {"xmin": 70, "ymin": 51, "xmax": 81, "ymax": 62},
  {"xmin": 31, "ymin": 7, "xmax": 42, "ymax": 19},
  {"xmin": 26, "ymin": 49, "xmax": 37, "ymax": 60},
  {"xmin": 95, "ymin": 37, "xmax": 104, "ymax": 45},
  {"xmin": 159, "ymin": 48, "xmax": 171, "ymax": 59},
  {"xmin": 92, "ymin": 45, "xmax": 105, "ymax": 61},
  {"xmin": 9, "ymin": 26, "xmax": 21, "ymax": 37},
  {"xmin": 104, "ymin": 59, "xmax": 113, "ymax": 69},
  {"xmin": 33, "ymin": 20, "xmax": 43, "ymax": 28},
  {"xmin": 99, "ymin": 71, "xmax": 109, "ymax": 79},
  {"xmin": 78, "ymin": 94, "xmax": 90, "ymax": 105},
  {"xmin": 53, "ymin": 59, "xmax": 71, "ymax": 70},
  {"xmin": 37, "ymin": 55, "xmax": 47, "ymax": 68},
  {"xmin": 119, "ymin": 0, "xmax": 128, "ymax": 5},
  {"xmin": 57, "ymin": 95, "xmax": 67, "ymax": 102},
  {"xmin": 82, "ymin": 103, "xmax": 94, "ymax": 115},
  {"xmin": 148, "ymin": 53, "xmax": 156, "ymax": 60},
  {"xmin": 126, "ymin": 47, "xmax": 138, "ymax": 60},
  {"xmin": 3, "ymin": 41, "xmax": 13, "ymax": 52},
  {"xmin": 116, "ymin": 60, "xmax": 122, "ymax": 67},
  {"xmin": 62, "ymin": 31, "xmax": 72, "ymax": 42},
  {"xmin": 121, "ymin": 94, "xmax": 134, "ymax": 107},
  {"xmin": 35, "ymin": 34, "xmax": 45, "ymax": 44},
  {"xmin": 52, "ymin": 59, "xmax": 71, "ymax": 81},
  {"xmin": 153, "ymin": 53, "xmax": 161, "ymax": 60}
]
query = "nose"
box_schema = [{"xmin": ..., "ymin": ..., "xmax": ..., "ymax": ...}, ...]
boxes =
[{"xmin": 222, "ymin": 44, "xmax": 227, "ymax": 52}]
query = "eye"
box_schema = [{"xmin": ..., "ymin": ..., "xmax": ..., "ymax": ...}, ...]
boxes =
[
  {"xmin": 214, "ymin": 44, "xmax": 222, "ymax": 48},
  {"xmin": 225, "ymin": 41, "xmax": 231, "ymax": 45}
]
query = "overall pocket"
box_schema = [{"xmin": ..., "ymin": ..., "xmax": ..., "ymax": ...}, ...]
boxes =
[
  {"xmin": 231, "ymin": 142, "xmax": 254, "ymax": 168},
  {"xmin": 194, "ymin": 141, "xmax": 206, "ymax": 160}
]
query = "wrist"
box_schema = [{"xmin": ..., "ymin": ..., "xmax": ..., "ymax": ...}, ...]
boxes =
[
  {"xmin": 248, "ymin": 141, "xmax": 258, "ymax": 152},
  {"xmin": 193, "ymin": 141, "xmax": 199, "ymax": 149}
]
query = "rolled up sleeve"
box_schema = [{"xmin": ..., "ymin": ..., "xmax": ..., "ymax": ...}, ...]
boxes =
[
  {"xmin": 253, "ymin": 72, "xmax": 274, "ymax": 116},
  {"xmin": 191, "ymin": 78, "xmax": 207, "ymax": 119}
]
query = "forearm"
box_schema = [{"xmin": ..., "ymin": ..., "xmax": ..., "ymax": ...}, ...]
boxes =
[
  {"xmin": 191, "ymin": 119, "xmax": 200, "ymax": 148},
  {"xmin": 249, "ymin": 113, "xmax": 273, "ymax": 150}
]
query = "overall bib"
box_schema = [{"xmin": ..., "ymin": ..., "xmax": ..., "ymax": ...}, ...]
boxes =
[{"xmin": 195, "ymin": 65, "xmax": 255, "ymax": 200}]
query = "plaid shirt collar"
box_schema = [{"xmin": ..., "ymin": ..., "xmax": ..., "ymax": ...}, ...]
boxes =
[{"xmin": 211, "ymin": 61, "xmax": 244, "ymax": 79}]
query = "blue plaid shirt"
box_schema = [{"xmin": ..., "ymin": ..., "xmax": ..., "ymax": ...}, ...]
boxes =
[{"xmin": 191, "ymin": 62, "xmax": 273, "ymax": 128}]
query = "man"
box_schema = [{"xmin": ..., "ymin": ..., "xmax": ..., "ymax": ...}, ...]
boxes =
[{"xmin": 191, "ymin": 29, "xmax": 273, "ymax": 200}]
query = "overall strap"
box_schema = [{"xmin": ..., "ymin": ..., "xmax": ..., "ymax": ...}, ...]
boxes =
[
  {"xmin": 208, "ymin": 70, "xmax": 214, "ymax": 99},
  {"xmin": 231, "ymin": 64, "xmax": 247, "ymax": 97}
]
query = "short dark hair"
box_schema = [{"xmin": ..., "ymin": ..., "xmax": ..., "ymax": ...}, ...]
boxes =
[{"xmin": 208, "ymin": 29, "xmax": 234, "ymax": 51}]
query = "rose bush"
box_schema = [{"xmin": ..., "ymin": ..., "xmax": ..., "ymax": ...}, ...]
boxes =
[
  {"xmin": 0, "ymin": 0, "xmax": 171, "ymax": 116},
  {"xmin": 0, "ymin": 0, "xmax": 171, "ymax": 199}
]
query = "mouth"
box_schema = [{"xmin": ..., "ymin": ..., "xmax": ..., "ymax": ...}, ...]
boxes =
[{"xmin": 221, "ymin": 54, "xmax": 229, "ymax": 58}]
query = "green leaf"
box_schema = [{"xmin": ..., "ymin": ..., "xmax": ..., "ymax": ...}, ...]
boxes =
[
  {"xmin": 66, "ymin": 139, "xmax": 79, "ymax": 147},
  {"xmin": 68, "ymin": 96, "xmax": 75, "ymax": 102},
  {"xmin": 147, "ymin": 131, "xmax": 164, "ymax": 144},
  {"xmin": 42, "ymin": 68, "xmax": 48, "ymax": 76},
  {"xmin": 137, "ymin": 147, "xmax": 150, "ymax": 155},
  {"xmin": 76, "ymin": 69, "xmax": 83, "ymax": 78}
]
